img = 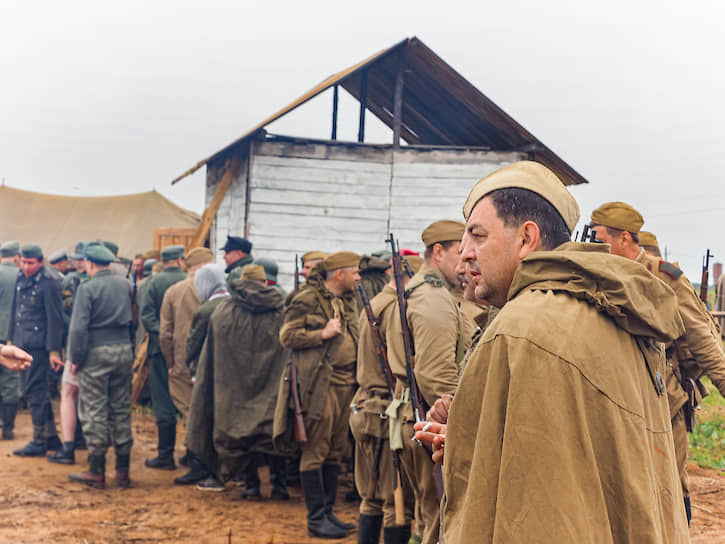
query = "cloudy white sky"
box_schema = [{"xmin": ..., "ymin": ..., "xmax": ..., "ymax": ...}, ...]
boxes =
[{"xmin": 1, "ymin": 0, "xmax": 724, "ymax": 281}]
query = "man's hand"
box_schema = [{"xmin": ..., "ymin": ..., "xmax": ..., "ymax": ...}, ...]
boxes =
[
  {"xmin": 0, "ymin": 345, "xmax": 33, "ymax": 371},
  {"xmin": 49, "ymin": 353, "xmax": 64, "ymax": 371},
  {"xmin": 414, "ymin": 421, "xmax": 446, "ymax": 465},
  {"xmin": 426, "ymin": 394, "xmax": 453, "ymax": 424},
  {"xmin": 321, "ymin": 318, "xmax": 342, "ymax": 340}
]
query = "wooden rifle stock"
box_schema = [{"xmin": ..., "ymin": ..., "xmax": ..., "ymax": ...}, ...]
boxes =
[
  {"xmin": 700, "ymin": 249, "xmax": 713, "ymax": 304},
  {"xmin": 392, "ymin": 450, "xmax": 406, "ymax": 526},
  {"xmin": 289, "ymin": 361, "xmax": 307, "ymax": 442}
]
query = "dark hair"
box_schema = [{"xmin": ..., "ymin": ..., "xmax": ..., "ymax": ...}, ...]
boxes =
[
  {"xmin": 603, "ymin": 226, "xmax": 640, "ymax": 245},
  {"xmin": 424, "ymin": 240, "xmax": 458, "ymax": 260},
  {"xmin": 641, "ymin": 245, "xmax": 661, "ymax": 257},
  {"xmin": 488, "ymin": 188, "xmax": 571, "ymax": 250}
]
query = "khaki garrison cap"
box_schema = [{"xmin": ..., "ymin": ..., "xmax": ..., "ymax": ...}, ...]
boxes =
[
  {"xmin": 241, "ymin": 264, "xmax": 267, "ymax": 281},
  {"xmin": 185, "ymin": 247, "xmax": 214, "ymax": 268},
  {"xmin": 590, "ymin": 202, "xmax": 644, "ymax": 234},
  {"xmin": 639, "ymin": 231, "xmax": 659, "ymax": 249},
  {"xmin": 161, "ymin": 245, "xmax": 185, "ymax": 262},
  {"xmin": 0, "ymin": 241, "xmax": 20, "ymax": 258},
  {"xmin": 323, "ymin": 251, "xmax": 360, "ymax": 271},
  {"xmin": 302, "ymin": 251, "xmax": 327, "ymax": 264},
  {"xmin": 405, "ymin": 255, "xmax": 424, "ymax": 273},
  {"xmin": 421, "ymin": 220, "xmax": 466, "ymax": 248},
  {"xmin": 143, "ymin": 249, "xmax": 161, "ymax": 261},
  {"xmin": 462, "ymin": 161, "xmax": 580, "ymax": 234}
]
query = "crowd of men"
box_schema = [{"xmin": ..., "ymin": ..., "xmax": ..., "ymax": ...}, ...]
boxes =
[{"xmin": 1, "ymin": 159, "xmax": 723, "ymax": 543}]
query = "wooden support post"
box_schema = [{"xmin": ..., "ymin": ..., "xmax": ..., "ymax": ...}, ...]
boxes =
[
  {"xmin": 392, "ymin": 50, "xmax": 405, "ymax": 149},
  {"xmin": 331, "ymin": 84, "xmax": 339, "ymax": 140},
  {"xmin": 358, "ymin": 69, "xmax": 368, "ymax": 143},
  {"xmin": 190, "ymin": 156, "xmax": 240, "ymax": 248}
]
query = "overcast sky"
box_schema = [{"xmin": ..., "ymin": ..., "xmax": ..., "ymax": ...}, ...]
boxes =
[{"xmin": 1, "ymin": 1, "xmax": 724, "ymax": 281}]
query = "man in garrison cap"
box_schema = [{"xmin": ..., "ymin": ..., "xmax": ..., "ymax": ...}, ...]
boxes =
[
  {"xmin": 639, "ymin": 230, "xmax": 661, "ymax": 257},
  {"xmin": 590, "ymin": 200, "xmax": 725, "ymax": 525},
  {"xmin": 222, "ymin": 235, "xmax": 253, "ymax": 286},
  {"xmin": 414, "ymin": 162, "xmax": 688, "ymax": 543},
  {"xmin": 278, "ymin": 251, "xmax": 361, "ymax": 538},
  {"xmin": 65, "ymin": 243, "xmax": 134, "ymax": 488},
  {"xmin": 140, "ymin": 244, "xmax": 187, "ymax": 469},
  {"xmin": 301, "ymin": 251, "xmax": 327, "ymax": 280},
  {"xmin": 159, "ymin": 247, "xmax": 214, "ymax": 481},
  {"xmin": 349, "ymin": 255, "xmax": 423, "ymax": 544},
  {"xmin": 0, "ymin": 241, "xmax": 22, "ymax": 439},
  {"xmin": 9, "ymin": 244, "xmax": 65, "ymax": 457},
  {"xmin": 384, "ymin": 220, "xmax": 475, "ymax": 544}
]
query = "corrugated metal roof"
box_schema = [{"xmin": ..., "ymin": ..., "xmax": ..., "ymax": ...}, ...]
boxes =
[{"xmin": 173, "ymin": 36, "xmax": 587, "ymax": 186}]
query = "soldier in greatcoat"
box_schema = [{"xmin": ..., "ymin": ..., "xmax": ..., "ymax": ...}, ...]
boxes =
[{"xmin": 0, "ymin": 241, "xmax": 22, "ymax": 439}]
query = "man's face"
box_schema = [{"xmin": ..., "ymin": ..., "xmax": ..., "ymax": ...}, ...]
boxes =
[
  {"xmin": 224, "ymin": 249, "xmax": 244, "ymax": 267},
  {"xmin": 591, "ymin": 225, "xmax": 625, "ymax": 257},
  {"xmin": 51, "ymin": 260, "xmax": 68, "ymax": 273},
  {"xmin": 340, "ymin": 266, "xmax": 361, "ymax": 292},
  {"xmin": 455, "ymin": 252, "xmax": 478, "ymax": 303},
  {"xmin": 301, "ymin": 258, "xmax": 323, "ymax": 279},
  {"xmin": 460, "ymin": 196, "xmax": 522, "ymax": 308},
  {"xmin": 71, "ymin": 258, "xmax": 84, "ymax": 271},
  {"xmin": 436, "ymin": 241, "xmax": 462, "ymax": 288},
  {"xmin": 133, "ymin": 258, "xmax": 144, "ymax": 275},
  {"xmin": 21, "ymin": 258, "xmax": 43, "ymax": 278}
]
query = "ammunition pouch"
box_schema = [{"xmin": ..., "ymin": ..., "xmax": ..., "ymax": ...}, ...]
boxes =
[
  {"xmin": 385, "ymin": 388, "xmax": 410, "ymax": 452},
  {"xmin": 349, "ymin": 394, "xmax": 390, "ymax": 440}
]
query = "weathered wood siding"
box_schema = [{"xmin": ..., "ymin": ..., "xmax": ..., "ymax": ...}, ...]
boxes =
[{"xmin": 207, "ymin": 140, "xmax": 524, "ymax": 289}]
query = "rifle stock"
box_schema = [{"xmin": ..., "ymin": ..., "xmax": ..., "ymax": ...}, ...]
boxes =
[
  {"xmin": 289, "ymin": 361, "xmax": 307, "ymax": 442},
  {"xmin": 356, "ymin": 283, "xmax": 396, "ymax": 395}
]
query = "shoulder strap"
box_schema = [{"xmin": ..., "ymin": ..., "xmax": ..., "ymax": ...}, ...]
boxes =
[
  {"xmin": 405, "ymin": 274, "xmax": 445, "ymax": 298},
  {"xmin": 659, "ymin": 260, "xmax": 683, "ymax": 280}
]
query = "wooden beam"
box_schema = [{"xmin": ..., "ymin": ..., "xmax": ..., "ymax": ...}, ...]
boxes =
[
  {"xmin": 190, "ymin": 156, "xmax": 241, "ymax": 248},
  {"xmin": 331, "ymin": 85, "xmax": 339, "ymax": 140},
  {"xmin": 358, "ymin": 69, "xmax": 368, "ymax": 143},
  {"xmin": 392, "ymin": 49, "xmax": 405, "ymax": 149}
]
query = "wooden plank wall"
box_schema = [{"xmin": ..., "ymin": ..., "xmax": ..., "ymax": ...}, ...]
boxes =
[
  {"xmin": 207, "ymin": 140, "xmax": 524, "ymax": 290},
  {"xmin": 205, "ymin": 154, "xmax": 249, "ymax": 263}
]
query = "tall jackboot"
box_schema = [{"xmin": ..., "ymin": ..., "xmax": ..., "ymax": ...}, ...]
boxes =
[
  {"xmin": 684, "ymin": 496, "xmax": 692, "ymax": 526},
  {"xmin": 174, "ymin": 452, "xmax": 210, "ymax": 485},
  {"xmin": 300, "ymin": 469, "xmax": 347, "ymax": 539},
  {"xmin": 322, "ymin": 463, "xmax": 356, "ymax": 531},
  {"xmin": 115, "ymin": 453, "xmax": 131, "ymax": 488},
  {"xmin": 13, "ymin": 425, "xmax": 47, "ymax": 456},
  {"xmin": 383, "ymin": 525, "xmax": 412, "ymax": 544},
  {"xmin": 145, "ymin": 422, "xmax": 176, "ymax": 469},
  {"xmin": 69, "ymin": 453, "xmax": 106, "ymax": 489},
  {"xmin": 269, "ymin": 455, "xmax": 290, "ymax": 500},
  {"xmin": 2, "ymin": 403, "xmax": 17, "ymax": 440},
  {"xmin": 241, "ymin": 455, "xmax": 262, "ymax": 500},
  {"xmin": 73, "ymin": 416, "xmax": 87, "ymax": 450},
  {"xmin": 358, "ymin": 514, "xmax": 383, "ymax": 544}
]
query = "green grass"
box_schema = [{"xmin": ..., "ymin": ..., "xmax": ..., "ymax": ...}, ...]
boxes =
[{"xmin": 688, "ymin": 376, "xmax": 725, "ymax": 474}]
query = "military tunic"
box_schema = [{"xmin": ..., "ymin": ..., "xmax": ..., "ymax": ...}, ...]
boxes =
[
  {"xmin": 386, "ymin": 263, "xmax": 474, "ymax": 544},
  {"xmin": 349, "ymin": 285, "xmax": 415, "ymax": 527},
  {"xmin": 0, "ymin": 263, "xmax": 21, "ymax": 403},
  {"xmin": 279, "ymin": 270, "xmax": 359, "ymax": 471},
  {"xmin": 69, "ymin": 269, "xmax": 134, "ymax": 458},
  {"xmin": 140, "ymin": 266, "xmax": 186, "ymax": 425},
  {"xmin": 443, "ymin": 243, "xmax": 689, "ymax": 543},
  {"xmin": 8, "ymin": 266, "xmax": 64, "ymax": 432},
  {"xmin": 637, "ymin": 251, "xmax": 725, "ymax": 498}
]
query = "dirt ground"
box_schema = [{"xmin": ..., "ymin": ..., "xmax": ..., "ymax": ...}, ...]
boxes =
[{"xmin": 0, "ymin": 410, "xmax": 723, "ymax": 543}]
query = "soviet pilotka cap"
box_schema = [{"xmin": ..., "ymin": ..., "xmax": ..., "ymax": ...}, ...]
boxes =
[
  {"xmin": 421, "ymin": 220, "xmax": 466, "ymax": 247},
  {"xmin": 84, "ymin": 242, "xmax": 115, "ymax": 265},
  {"xmin": 323, "ymin": 251, "xmax": 360, "ymax": 271},
  {"xmin": 590, "ymin": 202, "xmax": 644, "ymax": 234},
  {"xmin": 240, "ymin": 264, "xmax": 267, "ymax": 282},
  {"xmin": 301, "ymin": 251, "xmax": 327, "ymax": 264},
  {"xmin": 0, "ymin": 241, "xmax": 21, "ymax": 258},
  {"xmin": 639, "ymin": 231, "xmax": 659, "ymax": 249},
  {"xmin": 462, "ymin": 160, "xmax": 580, "ymax": 234}
]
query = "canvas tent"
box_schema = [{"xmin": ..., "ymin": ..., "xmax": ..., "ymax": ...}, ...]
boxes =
[{"xmin": 0, "ymin": 186, "xmax": 200, "ymax": 259}]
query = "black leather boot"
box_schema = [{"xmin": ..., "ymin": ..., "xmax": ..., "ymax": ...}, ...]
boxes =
[
  {"xmin": 47, "ymin": 441, "xmax": 75, "ymax": 464},
  {"xmin": 115, "ymin": 453, "xmax": 131, "ymax": 488},
  {"xmin": 241, "ymin": 457, "xmax": 262, "ymax": 500},
  {"xmin": 300, "ymin": 469, "xmax": 347, "ymax": 539},
  {"xmin": 322, "ymin": 463, "xmax": 356, "ymax": 531},
  {"xmin": 358, "ymin": 514, "xmax": 383, "ymax": 544},
  {"xmin": 2, "ymin": 403, "xmax": 17, "ymax": 440},
  {"xmin": 384, "ymin": 525, "xmax": 412, "ymax": 544},
  {"xmin": 14, "ymin": 426, "xmax": 47, "ymax": 457},
  {"xmin": 145, "ymin": 423, "xmax": 176, "ymax": 470},
  {"xmin": 269, "ymin": 455, "xmax": 290, "ymax": 500},
  {"xmin": 684, "ymin": 496, "xmax": 692, "ymax": 526},
  {"xmin": 174, "ymin": 453, "xmax": 210, "ymax": 485}
]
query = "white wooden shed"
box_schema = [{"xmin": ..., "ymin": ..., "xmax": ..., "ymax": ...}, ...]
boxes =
[{"xmin": 173, "ymin": 37, "xmax": 587, "ymax": 289}]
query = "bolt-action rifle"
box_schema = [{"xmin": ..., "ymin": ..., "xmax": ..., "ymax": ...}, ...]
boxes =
[
  {"xmin": 289, "ymin": 360, "xmax": 307, "ymax": 442},
  {"xmin": 294, "ymin": 254, "xmax": 300, "ymax": 293},
  {"xmin": 700, "ymin": 249, "xmax": 713, "ymax": 305}
]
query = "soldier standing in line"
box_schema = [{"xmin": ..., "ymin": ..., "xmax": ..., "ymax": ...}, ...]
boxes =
[
  {"xmin": 590, "ymin": 201, "xmax": 725, "ymax": 525},
  {"xmin": 385, "ymin": 221, "xmax": 474, "ymax": 544},
  {"xmin": 222, "ymin": 235, "xmax": 253, "ymax": 285},
  {"xmin": 255, "ymin": 257, "xmax": 287, "ymax": 299},
  {"xmin": 48, "ymin": 250, "xmax": 71, "ymax": 276},
  {"xmin": 66, "ymin": 242, "xmax": 134, "ymax": 489},
  {"xmin": 638, "ymin": 230, "xmax": 662, "ymax": 257},
  {"xmin": 300, "ymin": 251, "xmax": 327, "ymax": 281},
  {"xmin": 140, "ymin": 244, "xmax": 187, "ymax": 470},
  {"xmin": 279, "ymin": 252, "xmax": 360, "ymax": 539},
  {"xmin": 159, "ymin": 247, "xmax": 214, "ymax": 472},
  {"xmin": 9, "ymin": 244, "xmax": 64, "ymax": 457},
  {"xmin": 350, "ymin": 254, "xmax": 422, "ymax": 544},
  {"xmin": 0, "ymin": 241, "xmax": 22, "ymax": 439}
]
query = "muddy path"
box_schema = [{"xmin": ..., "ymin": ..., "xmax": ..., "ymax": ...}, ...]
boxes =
[{"xmin": 0, "ymin": 410, "xmax": 722, "ymax": 543}]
